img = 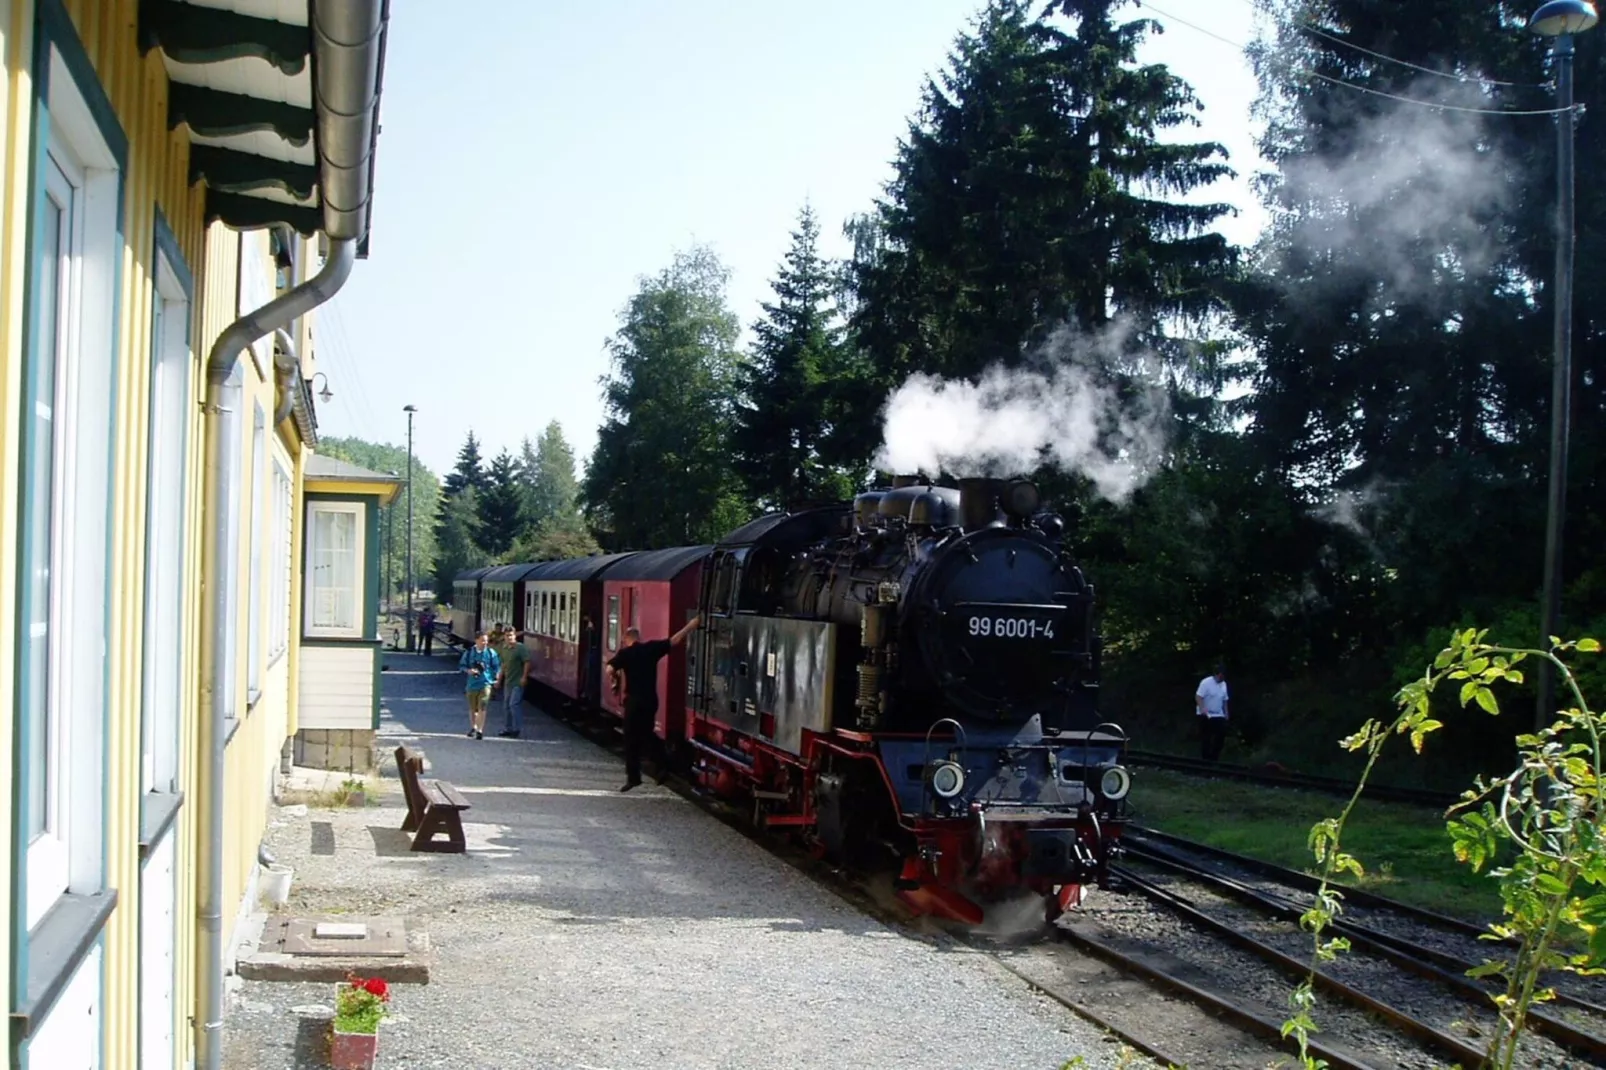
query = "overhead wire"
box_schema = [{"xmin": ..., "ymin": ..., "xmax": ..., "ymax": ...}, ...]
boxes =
[
  {"xmin": 1210, "ymin": 0, "xmax": 1547, "ymax": 89},
  {"xmin": 1134, "ymin": 0, "xmax": 1574, "ymax": 116}
]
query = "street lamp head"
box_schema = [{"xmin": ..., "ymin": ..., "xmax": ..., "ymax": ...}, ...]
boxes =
[
  {"xmin": 403, "ymin": 404, "xmax": 417, "ymax": 413},
  {"xmin": 309, "ymin": 371, "xmax": 332, "ymax": 403},
  {"xmin": 1532, "ymin": 0, "xmax": 1598, "ymax": 36}
]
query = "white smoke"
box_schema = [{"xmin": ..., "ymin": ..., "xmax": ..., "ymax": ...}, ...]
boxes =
[
  {"xmin": 874, "ymin": 323, "xmax": 1171, "ymax": 504},
  {"xmin": 1272, "ymin": 79, "xmax": 1510, "ymax": 301}
]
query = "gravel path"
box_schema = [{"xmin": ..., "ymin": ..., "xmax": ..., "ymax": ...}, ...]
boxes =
[{"xmin": 222, "ymin": 652, "xmax": 1152, "ymax": 1070}]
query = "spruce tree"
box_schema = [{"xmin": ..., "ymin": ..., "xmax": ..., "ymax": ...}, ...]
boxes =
[
  {"xmin": 441, "ymin": 432, "xmax": 486, "ymax": 498},
  {"xmin": 733, "ymin": 205, "xmax": 860, "ymax": 511},
  {"xmin": 521, "ymin": 421, "xmax": 583, "ymax": 532},
  {"xmin": 432, "ymin": 486, "xmax": 488, "ymax": 595},
  {"xmin": 475, "ymin": 450, "xmax": 524, "ymax": 558},
  {"xmin": 848, "ymin": 0, "xmax": 1236, "ymax": 421}
]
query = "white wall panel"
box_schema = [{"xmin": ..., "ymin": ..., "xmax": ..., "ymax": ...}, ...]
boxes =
[{"xmin": 296, "ymin": 645, "xmax": 374, "ymax": 729}]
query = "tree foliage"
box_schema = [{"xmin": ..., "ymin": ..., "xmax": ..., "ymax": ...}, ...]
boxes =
[
  {"xmin": 582, "ymin": 246, "xmax": 753, "ymax": 548},
  {"xmin": 733, "ymin": 205, "xmax": 865, "ymax": 511},
  {"xmin": 475, "ymin": 450, "xmax": 524, "ymax": 558}
]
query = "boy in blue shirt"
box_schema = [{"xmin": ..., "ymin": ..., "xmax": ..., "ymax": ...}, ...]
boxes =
[{"xmin": 459, "ymin": 631, "xmax": 500, "ymax": 740}]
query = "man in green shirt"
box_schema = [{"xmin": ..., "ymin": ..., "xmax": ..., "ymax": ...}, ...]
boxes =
[{"xmin": 498, "ymin": 630, "xmax": 532, "ymax": 738}]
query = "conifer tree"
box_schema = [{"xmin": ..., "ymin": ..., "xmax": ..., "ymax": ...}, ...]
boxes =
[
  {"xmin": 441, "ymin": 432, "xmax": 486, "ymax": 498},
  {"xmin": 846, "ymin": 0, "xmax": 1237, "ymax": 447},
  {"xmin": 475, "ymin": 450, "xmax": 524, "ymax": 558},
  {"xmin": 432, "ymin": 486, "xmax": 488, "ymax": 595},
  {"xmin": 518, "ymin": 421, "xmax": 584, "ymax": 532},
  {"xmin": 733, "ymin": 205, "xmax": 861, "ymax": 510}
]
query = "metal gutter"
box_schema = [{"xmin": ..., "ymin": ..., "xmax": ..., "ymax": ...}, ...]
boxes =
[{"xmin": 198, "ymin": 5, "xmax": 387, "ymax": 1067}]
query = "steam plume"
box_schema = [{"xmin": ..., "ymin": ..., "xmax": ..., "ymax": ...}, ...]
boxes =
[{"xmin": 874, "ymin": 323, "xmax": 1170, "ymax": 504}]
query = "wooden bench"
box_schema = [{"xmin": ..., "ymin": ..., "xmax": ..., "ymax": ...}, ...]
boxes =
[{"xmin": 394, "ymin": 745, "xmax": 471, "ymax": 853}]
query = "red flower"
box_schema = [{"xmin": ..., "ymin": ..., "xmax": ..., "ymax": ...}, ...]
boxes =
[{"xmin": 362, "ymin": 977, "xmax": 390, "ymax": 1000}]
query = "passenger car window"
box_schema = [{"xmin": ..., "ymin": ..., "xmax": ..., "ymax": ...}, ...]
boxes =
[{"xmin": 607, "ymin": 594, "xmax": 620, "ymax": 649}]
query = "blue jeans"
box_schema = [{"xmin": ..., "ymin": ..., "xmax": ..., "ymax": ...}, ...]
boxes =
[{"xmin": 504, "ymin": 684, "xmax": 525, "ymax": 733}]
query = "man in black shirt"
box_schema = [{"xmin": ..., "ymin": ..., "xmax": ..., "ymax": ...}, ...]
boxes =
[{"xmin": 607, "ymin": 614, "xmax": 701, "ymax": 791}]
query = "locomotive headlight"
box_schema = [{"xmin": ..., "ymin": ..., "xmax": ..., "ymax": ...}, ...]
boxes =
[
  {"xmin": 1098, "ymin": 765, "xmax": 1132, "ymax": 802},
  {"xmin": 929, "ymin": 761, "xmax": 966, "ymax": 800}
]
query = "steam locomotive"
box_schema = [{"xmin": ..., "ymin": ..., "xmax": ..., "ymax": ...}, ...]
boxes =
[{"xmin": 450, "ymin": 475, "xmax": 1129, "ymax": 926}]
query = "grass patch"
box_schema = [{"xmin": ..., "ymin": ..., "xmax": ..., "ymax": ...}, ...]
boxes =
[{"xmin": 1128, "ymin": 767, "xmax": 1504, "ymax": 921}]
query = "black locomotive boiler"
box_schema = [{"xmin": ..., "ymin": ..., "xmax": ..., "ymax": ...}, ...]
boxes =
[{"xmin": 684, "ymin": 475, "xmax": 1130, "ymax": 924}]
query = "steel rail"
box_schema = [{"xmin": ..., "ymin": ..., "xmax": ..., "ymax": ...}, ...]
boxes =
[
  {"xmin": 1125, "ymin": 749, "xmax": 1461, "ymax": 808},
  {"xmin": 1124, "ymin": 842, "xmax": 1606, "ymax": 1060},
  {"xmin": 1127, "ymin": 825, "xmax": 1495, "ymax": 940},
  {"xmin": 1052, "ymin": 921, "xmax": 1387, "ymax": 1070},
  {"xmin": 1111, "ymin": 865, "xmax": 1491, "ymax": 1068}
]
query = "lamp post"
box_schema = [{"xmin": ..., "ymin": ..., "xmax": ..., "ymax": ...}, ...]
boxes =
[
  {"xmin": 404, "ymin": 405, "xmax": 417, "ymax": 651},
  {"xmin": 385, "ymin": 470, "xmax": 396, "ymax": 615},
  {"xmin": 1531, "ymin": 0, "xmax": 1597, "ymax": 730}
]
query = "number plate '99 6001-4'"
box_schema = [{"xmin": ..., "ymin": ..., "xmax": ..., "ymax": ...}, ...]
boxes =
[{"xmin": 953, "ymin": 603, "xmax": 1066, "ymax": 642}]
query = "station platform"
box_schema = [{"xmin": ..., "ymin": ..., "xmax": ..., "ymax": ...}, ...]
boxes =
[{"xmin": 221, "ymin": 652, "xmax": 1139, "ymax": 1070}]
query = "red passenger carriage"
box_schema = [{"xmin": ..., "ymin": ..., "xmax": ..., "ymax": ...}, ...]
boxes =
[
  {"xmin": 520, "ymin": 553, "xmax": 637, "ymax": 702},
  {"xmin": 596, "ymin": 545, "xmax": 711, "ymax": 744}
]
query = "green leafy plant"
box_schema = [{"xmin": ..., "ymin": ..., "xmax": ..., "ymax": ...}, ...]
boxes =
[
  {"xmin": 1285, "ymin": 628, "xmax": 1606, "ymax": 1070},
  {"xmin": 334, "ymin": 974, "xmax": 390, "ymax": 1035}
]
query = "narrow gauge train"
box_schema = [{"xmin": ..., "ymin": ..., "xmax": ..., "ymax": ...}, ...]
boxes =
[{"xmin": 447, "ymin": 476, "xmax": 1129, "ymax": 925}]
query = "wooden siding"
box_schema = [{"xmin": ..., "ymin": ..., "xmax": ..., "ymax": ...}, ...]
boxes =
[
  {"xmin": 0, "ymin": 4, "xmax": 327, "ymax": 1066},
  {"xmin": 298, "ymin": 645, "xmax": 378, "ymax": 730}
]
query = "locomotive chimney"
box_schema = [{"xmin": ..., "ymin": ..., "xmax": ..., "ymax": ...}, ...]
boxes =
[{"xmin": 958, "ymin": 477, "xmax": 1004, "ymax": 531}]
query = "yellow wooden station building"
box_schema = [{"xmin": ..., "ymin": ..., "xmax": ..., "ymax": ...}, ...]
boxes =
[{"xmin": 0, "ymin": 0, "xmax": 393, "ymax": 1066}]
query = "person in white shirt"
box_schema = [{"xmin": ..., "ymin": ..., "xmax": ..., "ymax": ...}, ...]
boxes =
[{"xmin": 1195, "ymin": 665, "xmax": 1230, "ymax": 761}]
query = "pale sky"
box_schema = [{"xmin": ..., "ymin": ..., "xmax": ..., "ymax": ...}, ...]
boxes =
[{"xmin": 315, "ymin": 0, "xmax": 1268, "ymax": 477}]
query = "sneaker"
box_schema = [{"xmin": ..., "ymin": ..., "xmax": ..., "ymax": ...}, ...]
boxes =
[
  {"xmin": 620, "ymin": 779, "xmax": 641, "ymax": 793},
  {"xmin": 475, "ymin": 730, "xmax": 484, "ymax": 740},
  {"xmin": 506, "ymin": 731, "xmax": 520, "ymax": 739},
  {"xmin": 497, "ymin": 730, "xmax": 515, "ymax": 738},
  {"xmin": 466, "ymin": 729, "xmax": 475, "ymax": 738}
]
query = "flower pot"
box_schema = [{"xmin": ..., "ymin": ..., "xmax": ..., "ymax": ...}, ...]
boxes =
[{"xmin": 330, "ymin": 1025, "xmax": 378, "ymax": 1070}]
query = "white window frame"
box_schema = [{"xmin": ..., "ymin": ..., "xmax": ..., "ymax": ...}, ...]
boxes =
[
  {"xmin": 23, "ymin": 42, "xmax": 121, "ymax": 930},
  {"xmin": 246, "ymin": 404, "xmax": 266, "ymax": 703},
  {"xmin": 268, "ymin": 459, "xmax": 292, "ymax": 663},
  {"xmin": 140, "ymin": 250, "xmax": 190, "ymax": 801},
  {"xmin": 304, "ymin": 501, "xmax": 365, "ymax": 639}
]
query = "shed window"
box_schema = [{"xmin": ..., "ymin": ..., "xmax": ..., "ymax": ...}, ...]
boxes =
[{"xmin": 306, "ymin": 502, "xmax": 364, "ymax": 638}]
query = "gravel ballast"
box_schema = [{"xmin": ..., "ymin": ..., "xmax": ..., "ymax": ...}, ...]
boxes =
[{"xmin": 221, "ymin": 652, "xmax": 1152, "ymax": 1069}]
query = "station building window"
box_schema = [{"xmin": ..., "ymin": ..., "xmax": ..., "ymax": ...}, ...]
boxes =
[
  {"xmin": 269, "ymin": 460, "xmax": 293, "ymax": 663},
  {"xmin": 20, "ymin": 34, "xmax": 124, "ymax": 932},
  {"xmin": 247, "ymin": 403, "xmax": 266, "ymax": 703},
  {"xmin": 306, "ymin": 502, "xmax": 364, "ymax": 638},
  {"xmin": 140, "ymin": 235, "xmax": 191, "ymax": 809}
]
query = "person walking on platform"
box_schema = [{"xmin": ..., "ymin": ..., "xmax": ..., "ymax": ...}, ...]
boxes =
[
  {"xmin": 459, "ymin": 631, "xmax": 500, "ymax": 740},
  {"xmin": 606, "ymin": 615, "xmax": 701, "ymax": 792},
  {"xmin": 1195, "ymin": 664, "xmax": 1230, "ymax": 762},
  {"xmin": 498, "ymin": 630, "xmax": 531, "ymax": 739},
  {"xmin": 418, "ymin": 606, "xmax": 436, "ymax": 656}
]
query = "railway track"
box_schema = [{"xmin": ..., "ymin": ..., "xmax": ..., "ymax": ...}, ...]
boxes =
[
  {"xmin": 543, "ymin": 698, "xmax": 1604, "ymax": 1066},
  {"xmin": 1119, "ymin": 827, "xmax": 1606, "ymax": 1068},
  {"xmin": 1125, "ymin": 748, "xmax": 1462, "ymax": 809}
]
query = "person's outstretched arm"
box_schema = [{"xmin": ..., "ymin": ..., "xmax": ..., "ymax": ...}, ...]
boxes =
[{"xmin": 670, "ymin": 615, "xmax": 702, "ymax": 648}]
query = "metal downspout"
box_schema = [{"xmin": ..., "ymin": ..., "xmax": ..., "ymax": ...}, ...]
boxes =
[
  {"xmin": 198, "ymin": 240, "xmax": 355, "ymax": 1070},
  {"xmin": 271, "ymin": 328, "xmax": 299, "ymax": 426}
]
